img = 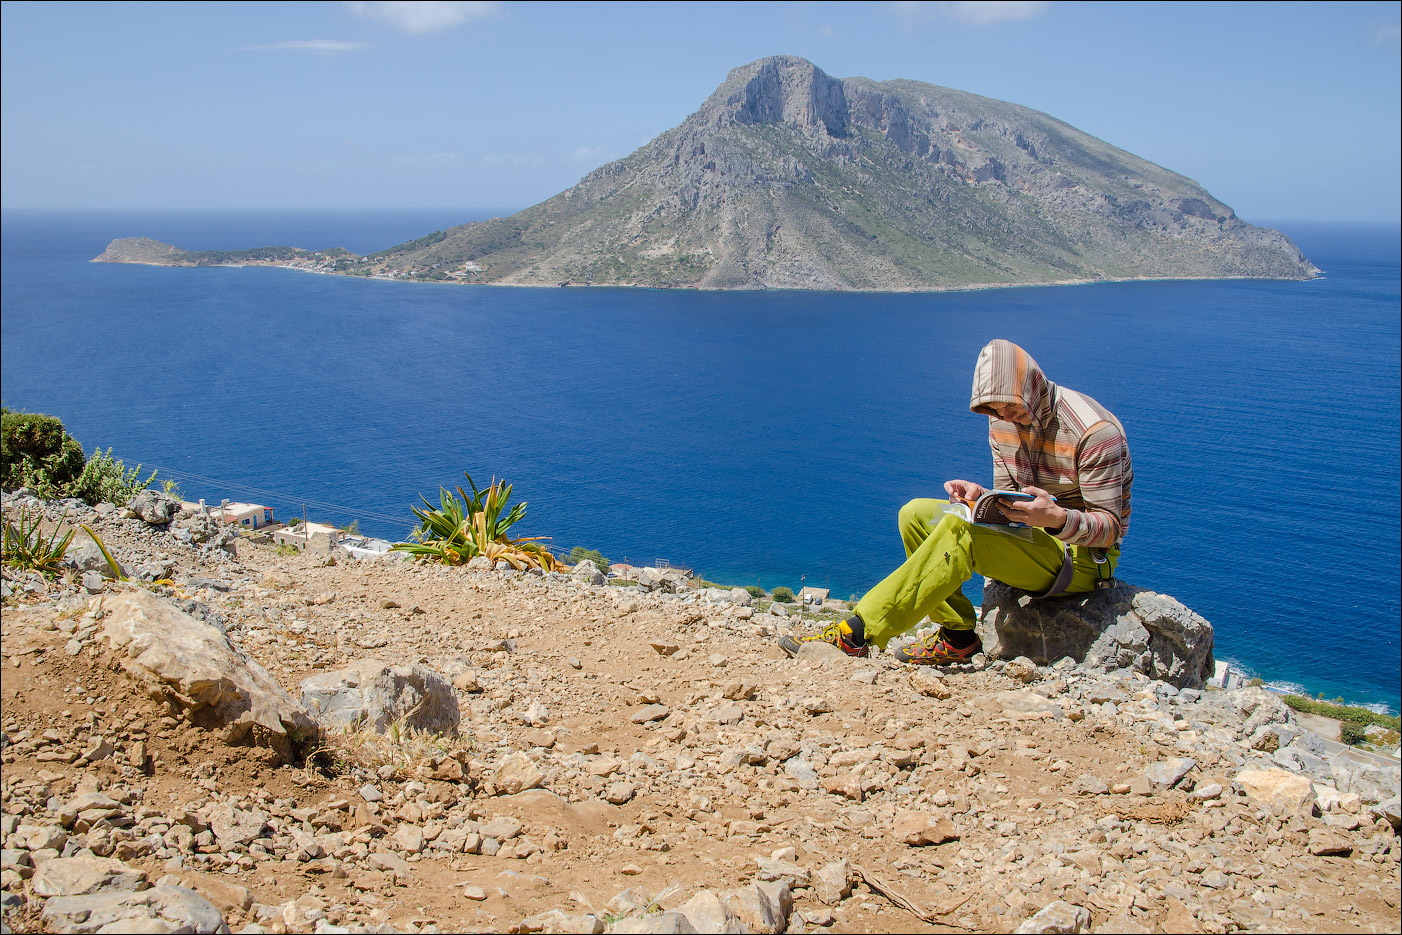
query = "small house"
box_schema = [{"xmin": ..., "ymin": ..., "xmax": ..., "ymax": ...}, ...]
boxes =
[
  {"xmin": 271, "ymin": 521, "xmax": 342, "ymax": 549},
  {"xmin": 223, "ymin": 502, "xmax": 275, "ymax": 529}
]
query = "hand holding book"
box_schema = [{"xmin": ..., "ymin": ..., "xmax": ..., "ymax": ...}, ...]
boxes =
[{"xmin": 945, "ymin": 483, "xmax": 1065, "ymax": 529}]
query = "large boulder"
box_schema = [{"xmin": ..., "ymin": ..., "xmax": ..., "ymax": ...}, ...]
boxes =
[
  {"xmin": 127, "ymin": 489, "xmax": 180, "ymax": 525},
  {"xmin": 1327, "ymin": 754, "xmax": 1401, "ymax": 806},
  {"xmin": 41, "ymin": 882, "xmax": 228, "ymax": 934},
  {"xmin": 173, "ymin": 511, "xmax": 221, "ymax": 543},
  {"xmin": 636, "ymin": 567, "xmax": 687, "ymax": 594},
  {"xmin": 30, "ymin": 855, "xmax": 147, "ymax": 897},
  {"xmin": 978, "ymin": 582, "xmax": 1214, "ymax": 689},
  {"xmin": 100, "ymin": 590, "xmax": 314, "ymax": 747},
  {"xmin": 571, "ymin": 559, "xmax": 607, "ymax": 586},
  {"xmin": 63, "ymin": 537, "xmax": 123, "ymax": 577},
  {"xmin": 299, "ymin": 659, "xmax": 460, "ymax": 734}
]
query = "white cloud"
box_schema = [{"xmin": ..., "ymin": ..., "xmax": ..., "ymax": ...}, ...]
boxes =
[
  {"xmin": 819, "ymin": 23, "xmax": 835, "ymax": 37},
  {"xmin": 891, "ymin": 1, "xmax": 1050, "ymax": 30},
  {"xmin": 247, "ymin": 39, "xmax": 372, "ymax": 52},
  {"xmin": 346, "ymin": 1, "xmax": 499, "ymax": 35},
  {"xmin": 1371, "ymin": 21, "xmax": 1400, "ymax": 54}
]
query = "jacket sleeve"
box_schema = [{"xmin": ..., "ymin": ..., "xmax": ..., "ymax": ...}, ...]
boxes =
[{"xmin": 1054, "ymin": 422, "xmax": 1128, "ymax": 548}]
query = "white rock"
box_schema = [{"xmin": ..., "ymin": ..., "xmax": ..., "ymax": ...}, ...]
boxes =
[
  {"xmin": 100, "ymin": 590, "xmax": 313, "ymax": 744},
  {"xmin": 41, "ymin": 883, "xmax": 226, "ymax": 934},
  {"xmin": 1145, "ymin": 757, "xmax": 1196, "ymax": 787},
  {"xmin": 1236, "ymin": 767, "xmax": 1314, "ymax": 811},
  {"xmin": 30, "ymin": 855, "xmax": 148, "ymax": 897},
  {"xmin": 1014, "ymin": 900, "xmax": 1092, "ymax": 933},
  {"xmin": 299, "ymin": 659, "xmax": 459, "ymax": 734},
  {"xmin": 493, "ymin": 754, "xmax": 545, "ymax": 794}
]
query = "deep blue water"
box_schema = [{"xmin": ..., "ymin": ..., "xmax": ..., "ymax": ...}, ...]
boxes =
[{"xmin": 3, "ymin": 210, "xmax": 1399, "ymax": 713}]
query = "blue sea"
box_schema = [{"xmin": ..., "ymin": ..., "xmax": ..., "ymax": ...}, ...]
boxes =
[{"xmin": 2, "ymin": 210, "xmax": 1399, "ymax": 713}]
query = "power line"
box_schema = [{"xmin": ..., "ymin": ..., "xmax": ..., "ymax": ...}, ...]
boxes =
[
  {"xmin": 147, "ymin": 464, "xmax": 404, "ymax": 524},
  {"xmin": 127, "ymin": 459, "xmax": 573, "ymax": 557}
]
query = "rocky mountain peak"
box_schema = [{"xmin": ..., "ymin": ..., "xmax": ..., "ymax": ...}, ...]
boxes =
[{"xmin": 702, "ymin": 55, "xmax": 849, "ymax": 138}]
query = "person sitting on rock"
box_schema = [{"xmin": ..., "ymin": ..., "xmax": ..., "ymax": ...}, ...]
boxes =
[{"xmin": 779, "ymin": 338, "xmax": 1133, "ymax": 664}]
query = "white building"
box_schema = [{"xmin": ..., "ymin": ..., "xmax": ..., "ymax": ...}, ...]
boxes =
[
  {"xmin": 180, "ymin": 500, "xmax": 275, "ymax": 529},
  {"xmin": 270, "ymin": 521, "xmax": 342, "ymax": 549}
]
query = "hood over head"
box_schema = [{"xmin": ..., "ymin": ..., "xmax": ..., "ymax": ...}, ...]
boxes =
[{"xmin": 970, "ymin": 339, "xmax": 1054, "ymax": 424}]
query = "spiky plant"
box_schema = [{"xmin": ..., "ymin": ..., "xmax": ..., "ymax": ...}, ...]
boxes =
[
  {"xmin": 2, "ymin": 508, "xmax": 76, "ymax": 578},
  {"xmin": 392, "ymin": 472, "xmax": 555, "ymax": 571}
]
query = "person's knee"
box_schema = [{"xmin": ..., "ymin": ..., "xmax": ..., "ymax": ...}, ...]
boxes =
[{"xmin": 897, "ymin": 499, "xmax": 926, "ymax": 537}]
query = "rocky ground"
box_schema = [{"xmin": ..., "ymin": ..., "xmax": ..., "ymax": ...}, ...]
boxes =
[{"xmin": 1, "ymin": 492, "xmax": 1399, "ymax": 934}]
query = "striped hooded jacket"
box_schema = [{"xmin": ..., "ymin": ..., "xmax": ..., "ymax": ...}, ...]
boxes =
[{"xmin": 969, "ymin": 339, "xmax": 1132, "ymax": 548}]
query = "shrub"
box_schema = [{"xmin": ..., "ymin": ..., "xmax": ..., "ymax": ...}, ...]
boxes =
[
  {"xmin": 1339, "ymin": 723, "xmax": 1367, "ymax": 746},
  {"xmin": 744, "ymin": 585, "xmax": 765, "ymax": 598},
  {"xmin": 393, "ymin": 472, "xmax": 555, "ymax": 571},
  {"xmin": 73, "ymin": 447, "xmax": 154, "ymax": 506},
  {"xmin": 1, "ymin": 408, "xmax": 86, "ymax": 498},
  {"xmin": 1, "ymin": 409, "xmax": 155, "ymax": 505},
  {"xmin": 1, "ymin": 507, "xmax": 75, "ymax": 577},
  {"xmin": 1282, "ymin": 695, "xmax": 1400, "ymax": 732},
  {"xmin": 772, "ymin": 586, "xmax": 795, "ymax": 603},
  {"xmin": 569, "ymin": 545, "xmax": 610, "ymax": 573}
]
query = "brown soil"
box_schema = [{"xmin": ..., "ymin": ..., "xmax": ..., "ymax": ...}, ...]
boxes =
[{"xmin": 2, "ymin": 521, "xmax": 1399, "ymax": 934}]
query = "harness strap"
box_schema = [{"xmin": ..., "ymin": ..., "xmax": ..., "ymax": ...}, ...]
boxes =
[{"xmin": 1030, "ymin": 545, "xmax": 1075, "ymax": 601}]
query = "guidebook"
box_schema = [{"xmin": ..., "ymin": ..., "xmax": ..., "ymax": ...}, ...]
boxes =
[{"xmin": 949, "ymin": 490, "xmax": 1040, "ymax": 526}]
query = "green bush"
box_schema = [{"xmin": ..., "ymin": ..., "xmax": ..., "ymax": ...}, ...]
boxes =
[
  {"xmin": 1339, "ymin": 723, "xmax": 1367, "ymax": 746},
  {"xmin": 73, "ymin": 448, "xmax": 154, "ymax": 506},
  {"xmin": 392, "ymin": 472, "xmax": 555, "ymax": 571},
  {"xmin": 744, "ymin": 585, "xmax": 766, "ymax": 598},
  {"xmin": 1, "ymin": 408, "xmax": 86, "ymax": 498},
  {"xmin": 1282, "ymin": 694, "xmax": 1400, "ymax": 732},
  {"xmin": 1, "ymin": 409, "xmax": 154, "ymax": 505},
  {"xmin": 772, "ymin": 586, "xmax": 795, "ymax": 603},
  {"xmin": 1, "ymin": 507, "xmax": 76, "ymax": 577},
  {"xmin": 568, "ymin": 546, "xmax": 610, "ymax": 573}
]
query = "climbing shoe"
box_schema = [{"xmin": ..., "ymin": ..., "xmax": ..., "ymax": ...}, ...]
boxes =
[
  {"xmin": 891, "ymin": 629, "xmax": 982, "ymax": 665},
  {"xmin": 778, "ymin": 620, "xmax": 869, "ymax": 658}
]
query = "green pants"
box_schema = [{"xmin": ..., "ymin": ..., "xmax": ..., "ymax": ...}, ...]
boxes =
[{"xmin": 854, "ymin": 499, "xmax": 1118, "ymax": 649}]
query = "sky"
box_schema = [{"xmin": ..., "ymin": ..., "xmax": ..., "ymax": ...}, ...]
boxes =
[{"xmin": 2, "ymin": 0, "xmax": 1399, "ymax": 222}]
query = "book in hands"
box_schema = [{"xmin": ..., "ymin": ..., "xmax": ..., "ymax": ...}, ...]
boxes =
[{"xmin": 949, "ymin": 490, "xmax": 1040, "ymax": 526}]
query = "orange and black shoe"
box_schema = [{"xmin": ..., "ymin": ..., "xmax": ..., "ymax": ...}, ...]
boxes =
[
  {"xmin": 892, "ymin": 629, "xmax": 982, "ymax": 665},
  {"xmin": 778, "ymin": 620, "xmax": 869, "ymax": 658}
]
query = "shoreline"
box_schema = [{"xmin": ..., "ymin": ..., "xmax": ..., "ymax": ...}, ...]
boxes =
[{"xmin": 90, "ymin": 255, "xmax": 1323, "ymax": 296}]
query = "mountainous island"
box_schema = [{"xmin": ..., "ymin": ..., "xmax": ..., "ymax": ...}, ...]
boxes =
[{"xmin": 94, "ymin": 55, "xmax": 1318, "ymax": 291}]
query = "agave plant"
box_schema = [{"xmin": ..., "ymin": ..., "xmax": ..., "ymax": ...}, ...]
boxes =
[
  {"xmin": 2, "ymin": 508, "xmax": 76, "ymax": 578},
  {"xmin": 392, "ymin": 472, "xmax": 555, "ymax": 571}
]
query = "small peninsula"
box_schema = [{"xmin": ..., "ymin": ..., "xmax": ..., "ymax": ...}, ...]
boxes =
[{"xmin": 93, "ymin": 55, "xmax": 1318, "ymax": 291}]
